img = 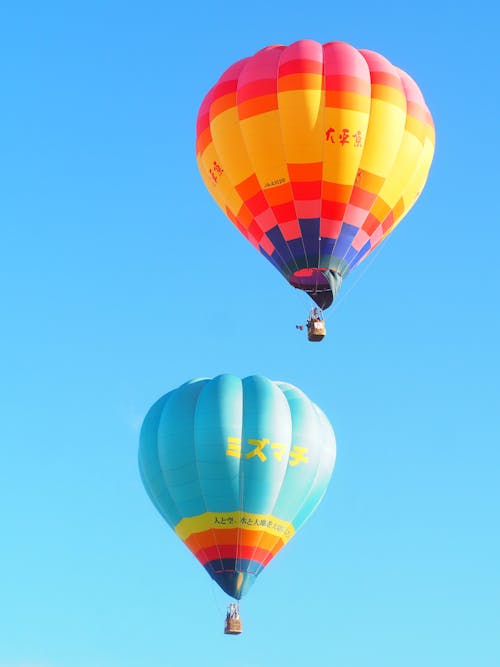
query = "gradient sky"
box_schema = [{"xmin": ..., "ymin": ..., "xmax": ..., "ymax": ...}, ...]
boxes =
[{"xmin": 1, "ymin": 1, "xmax": 499, "ymax": 666}]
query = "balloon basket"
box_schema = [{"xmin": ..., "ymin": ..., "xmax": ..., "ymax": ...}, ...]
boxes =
[
  {"xmin": 307, "ymin": 320, "xmax": 326, "ymax": 342},
  {"xmin": 224, "ymin": 604, "xmax": 242, "ymax": 635},
  {"xmin": 224, "ymin": 617, "xmax": 242, "ymax": 635}
]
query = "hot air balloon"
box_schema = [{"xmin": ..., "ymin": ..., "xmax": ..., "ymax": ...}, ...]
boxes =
[
  {"xmin": 138, "ymin": 374, "xmax": 336, "ymax": 633},
  {"xmin": 196, "ymin": 40, "xmax": 435, "ymax": 338}
]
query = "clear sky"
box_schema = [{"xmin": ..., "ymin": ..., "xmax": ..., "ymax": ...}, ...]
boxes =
[{"xmin": 1, "ymin": 1, "xmax": 499, "ymax": 666}]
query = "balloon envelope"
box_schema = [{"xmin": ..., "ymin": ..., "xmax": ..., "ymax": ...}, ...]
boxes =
[
  {"xmin": 196, "ymin": 40, "xmax": 435, "ymax": 308},
  {"xmin": 139, "ymin": 374, "xmax": 336, "ymax": 599}
]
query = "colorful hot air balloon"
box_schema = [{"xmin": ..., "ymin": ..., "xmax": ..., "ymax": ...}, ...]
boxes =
[
  {"xmin": 138, "ymin": 374, "xmax": 336, "ymax": 615},
  {"xmin": 196, "ymin": 40, "xmax": 435, "ymax": 310}
]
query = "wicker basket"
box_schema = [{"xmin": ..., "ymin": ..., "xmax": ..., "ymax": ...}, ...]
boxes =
[
  {"xmin": 307, "ymin": 319, "xmax": 326, "ymax": 342},
  {"xmin": 224, "ymin": 617, "xmax": 242, "ymax": 635}
]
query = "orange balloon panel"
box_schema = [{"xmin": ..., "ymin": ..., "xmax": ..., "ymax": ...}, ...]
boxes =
[{"xmin": 196, "ymin": 40, "xmax": 435, "ymax": 308}]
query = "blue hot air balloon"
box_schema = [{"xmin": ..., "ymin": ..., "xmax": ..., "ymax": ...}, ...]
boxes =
[{"xmin": 139, "ymin": 374, "xmax": 336, "ymax": 614}]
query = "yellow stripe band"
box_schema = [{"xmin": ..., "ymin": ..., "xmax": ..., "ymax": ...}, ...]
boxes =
[{"xmin": 175, "ymin": 511, "xmax": 296, "ymax": 544}]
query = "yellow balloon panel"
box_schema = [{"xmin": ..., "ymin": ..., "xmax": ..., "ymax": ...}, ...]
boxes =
[
  {"xmin": 198, "ymin": 146, "xmax": 248, "ymax": 229},
  {"xmin": 277, "ymin": 89, "xmax": 325, "ymax": 164},
  {"xmin": 360, "ymin": 99, "xmax": 407, "ymax": 178},
  {"xmin": 394, "ymin": 135, "xmax": 435, "ymax": 228},
  {"xmin": 197, "ymin": 151, "xmax": 226, "ymax": 214},
  {"xmin": 322, "ymin": 107, "xmax": 369, "ymax": 186},
  {"xmin": 376, "ymin": 131, "xmax": 424, "ymax": 207},
  {"xmin": 239, "ymin": 111, "xmax": 290, "ymax": 188},
  {"xmin": 210, "ymin": 107, "xmax": 254, "ymax": 187}
]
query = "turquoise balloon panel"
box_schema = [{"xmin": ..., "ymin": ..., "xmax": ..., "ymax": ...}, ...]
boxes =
[
  {"xmin": 292, "ymin": 403, "xmax": 336, "ymax": 532},
  {"xmin": 240, "ymin": 375, "xmax": 292, "ymax": 516},
  {"xmin": 194, "ymin": 374, "xmax": 242, "ymax": 512},
  {"xmin": 138, "ymin": 391, "xmax": 182, "ymax": 528},
  {"xmin": 156, "ymin": 379, "xmax": 210, "ymax": 518},
  {"xmin": 271, "ymin": 382, "xmax": 326, "ymax": 522}
]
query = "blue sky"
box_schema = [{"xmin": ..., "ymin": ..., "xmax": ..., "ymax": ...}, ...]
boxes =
[{"xmin": 1, "ymin": 1, "xmax": 499, "ymax": 666}]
